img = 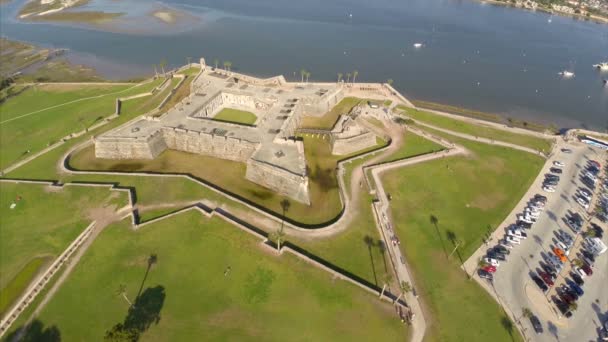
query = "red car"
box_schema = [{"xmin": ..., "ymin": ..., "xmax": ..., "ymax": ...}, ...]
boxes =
[
  {"xmin": 538, "ymin": 271, "xmax": 554, "ymax": 287},
  {"xmin": 482, "ymin": 265, "xmax": 497, "ymax": 273},
  {"xmin": 581, "ymin": 263, "xmax": 593, "ymax": 276},
  {"xmin": 589, "ymin": 160, "xmax": 601, "ymax": 168}
]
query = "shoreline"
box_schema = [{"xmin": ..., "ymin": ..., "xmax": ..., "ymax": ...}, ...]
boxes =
[{"xmin": 479, "ymin": 0, "xmax": 608, "ymax": 24}]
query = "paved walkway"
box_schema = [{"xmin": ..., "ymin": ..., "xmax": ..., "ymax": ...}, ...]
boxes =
[{"xmin": 401, "ymin": 115, "xmax": 548, "ymax": 156}]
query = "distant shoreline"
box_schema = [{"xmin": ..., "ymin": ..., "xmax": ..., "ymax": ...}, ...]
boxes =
[{"xmin": 479, "ymin": 0, "xmax": 608, "ymax": 24}]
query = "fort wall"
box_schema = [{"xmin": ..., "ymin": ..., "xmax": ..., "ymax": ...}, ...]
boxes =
[
  {"xmin": 331, "ymin": 131, "xmax": 377, "ymax": 155},
  {"xmin": 246, "ymin": 158, "xmax": 310, "ymax": 205},
  {"xmin": 162, "ymin": 127, "xmax": 258, "ymax": 162},
  {"xmin": 95, "ymin": 130, "xmax": 167, "ymax": 160}
]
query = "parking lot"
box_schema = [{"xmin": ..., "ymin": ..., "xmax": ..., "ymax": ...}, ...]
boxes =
[{"xmin": 472, "ymin": 141, "xmax": 608, "ymax": 342}]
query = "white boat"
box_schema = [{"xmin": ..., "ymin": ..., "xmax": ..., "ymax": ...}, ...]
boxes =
[
  {"xmin": 413, "ymin": 43, "xmax": 423, "ymax": 48},
  {"xmin": 558, "ymin": 70, "xmax": 575, "ymax": 78},
  {"xmin": 593, "ymin": 62, "xmax": 608, "ymax": 71}
]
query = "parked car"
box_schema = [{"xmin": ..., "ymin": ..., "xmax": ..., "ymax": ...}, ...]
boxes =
[
  {"xmin": 550, "ymin": 167, "xmax": 563, "ymax": 174},
  {"xmin": 581, "ymin": 263, "xmax": 593, "ymax": 276},
  {"xmin": 553, "ymin": 247, "xmax": 568, "ymax": 262},
  {"xmin": 570, "ymin": 272, "xmax": 584, "ymax": 286},
  {"xmin": 543, "ymin": 185, "xmax": 556, "ymax": 193},
  {"xmin": 506, "ymin": 235, "xmax": 521, "ymax": 244},
  {"xmin": 478, "ymin": 269, "xmax": 494, "ymax": 281},
  {"xmin": 494, "ymin": 245, "xmax": 511, "ymax": 255},
  {"xmin": 561, "ymin": 148, "xmax": 573, "ymax": 153},
  {"xmin": 482, "ymin": 265, "xmax": 497, "ymax": 273},
  {"xmin": 484, "ymin": 257, "xmax": 500, "ymax": 267},
  {"xmin": 567, "ymin": 280, "xmax": 584, "ymax": 296},
  {"xmin": 556, "ymin": 241, "xmax": 570, "ymax": 255},
  {"xmin": 532, "ymin": 275, "xmax": 549, "ymax": 292},
  {"xmin": 508, "ymin": 229, "xmax": 527, "ymax": 239},
  {"xmin": 538, "ymin": 271, "xmax": 554, "ymax": 287},
  {"xmin": 488, "ymin": 251, "xmax": 506, "ymax": 261},
  {"xmin": 530, "ymin": 314, "xmax": 543, "ymax": 334},
  {"xmin": 553, "ymin": 161, "xmax": 565, "ymax": 167}
]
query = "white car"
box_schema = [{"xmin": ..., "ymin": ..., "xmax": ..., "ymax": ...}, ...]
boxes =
[
  {"xmin": 484, "ymin": 257, "xmax": 500, "ymax": 267},
  {"xmin": 509, "ymin": 229, "xmax": 527, "ymax": 239},
  {"xmin": 524, "ymin": 209, "xmax": 540, "ymax": 218},
  {"xmin": 506, "ymin": 235, "xmax": 521, "ymax": 244},
  {"xmin": 576, "ymin": 196, "xmax": 590, "ymax": 209},
  {"xmin": 543, "ymin": 186, "xmax": 556, "ymax": 193},
  {"xmin": 574, "ymin": 267, "xmax": 586, "ymax": 279},
  {"xmin": 556, "ymin": 241, "xmax": 570, "ymax": 255},
  {"xmin": 553, "ymin": 161, "xmax": 565, "ymax": 167},
  {"xmin": 517, "ymin": 215, "xmax": 536, "ymax": 224}
]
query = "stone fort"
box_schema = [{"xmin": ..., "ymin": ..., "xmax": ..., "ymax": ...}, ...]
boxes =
[{"xmin": 94, "ymin": 58, "xmax": 368, "ymax": 204}]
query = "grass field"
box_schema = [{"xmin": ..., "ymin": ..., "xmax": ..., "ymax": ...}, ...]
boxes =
[
  {"xmin": 398, "ymin": 106, "xmax": 554, "ymax": 153},
  {"xmin": 0, "ymin": 79, "xmax": 163, "ymax": 169},
  {"xmin": 10, "ymin": 212, "xmax": 407, "ymax": 341},
  {"xmin": 0, "ymin": 182, "xmax": 128, "ymax": 315},
  {"xmin": 212, "ymin": 108, "xmax": 258, "ymax": 125},
  {"xmin": 380, "ymin": 133, "xmax": 543, "ymax": 341}
]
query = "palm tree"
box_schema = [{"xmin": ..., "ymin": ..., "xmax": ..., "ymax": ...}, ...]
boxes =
[
  {"xmin": 387, "ymin": 78, "xmax": 394, "ymax": 86},
  {"xmin": 213, "ymin": 59, "xmax": 219, "ymax": 69},
  {"xmin": 337, "ymin": 73, "xmax": 343, "ymax": 83},
  {"xmin": 153, "ymin": 65, "xmax": 158, "ymax": 78},
  {"xmin": 305, "ymin": 71, "xmax": 311, "ymax": 83},
  {"xmin": 394, "ymin": 280, "xmax": 412, "ymax": 303},
  {"xmin": 346, "ymin": 73, "xmax": 351, "ymax": 83},
  {"xmin": 521, "ymin": 307, "xmax": 533, "ymax": 321},
  {"xmin": 186, "ymin": 56, "xmax": 192, "ymax": 66},
  {"xmin": 118, "ymin": 284, "xmax": 133, "ymax": 307},
  {"xmin": 568, "ymin": 302, "xmax": 578, "ymax": 312},
  {"xmin": 159, "ymin": 59, "xmax": 167, "ymax": 76},
  {"xmin": 300, "ymin": 69, "xmax": 306, "ymax": 83},
  {"xmin": 352, "ymin": 70, "xmax": 359, "ymax": 84},
  {"xmin": 270, "ymin": 229, "xmax": 286, "ymax": 253},
  {"xmin": 223, "ymin": 61, "xmax": 232, "ymax": 71}
]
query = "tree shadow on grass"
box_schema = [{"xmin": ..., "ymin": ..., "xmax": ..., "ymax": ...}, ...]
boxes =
[
  {"xmin": 364, "ymin": 235, "xmax": 378, "ymax": 286},
  {"xmin": 5, "ymin": 320, "xmax": 60, "ymax": 342},
  {"xmin": 500, "ymin": 316, "xmax": 515, "ymax": 342},
  {"xmin": 105, "ymin": 286, "xmax": 166, "ymax": 341}
]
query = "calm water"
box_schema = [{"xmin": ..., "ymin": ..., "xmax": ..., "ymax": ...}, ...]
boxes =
[{"xmin": 1, "ymin": 0, "xmax": 607, "ymax": 129}]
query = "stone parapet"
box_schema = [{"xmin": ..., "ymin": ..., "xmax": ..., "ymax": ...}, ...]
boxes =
[
  {"xmin": 245, "ymin": 158, "xmax": 310, "ymax": 205},
  {"xmin": 331, "ymin": 131, "xmax": 377, "ymax": 155}
]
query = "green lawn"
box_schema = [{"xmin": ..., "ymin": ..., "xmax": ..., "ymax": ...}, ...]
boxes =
[
  {"xmin": 380, "ymin": 134, "xmax": 543, "ymax": 342},
  {"xmin": 212, "ymin": 108, "xmax": 258, "ymax": 125},
  {"xmin": 397, "ymin": 106, "xmax": 554, "ymax": 153},
  {"xmin": 0, "ymin": 182, "xmax": 128, "ymax": 315},
  {"xmin": 10, "ymin": 212, "xmax": 407, "ymax": 341},
  {"xmin": 0, "ymin": 80, "xmax": 163, "ymax": 169}
]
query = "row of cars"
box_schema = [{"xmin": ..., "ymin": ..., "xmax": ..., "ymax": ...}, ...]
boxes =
[
  {"xmin": 477, "ymin": 195, "xmax": 544, "ymax": 280},
  {"xmin": 542, "ymin": 161, "xmax": 565, "ymax": 193},
  {"xmin": 576, "ymin": 160, "xmax": 602, "ymax": 209},
  {"xmin": 592, "ymin": 159, "xmax": 608, "ymax": 223}
]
